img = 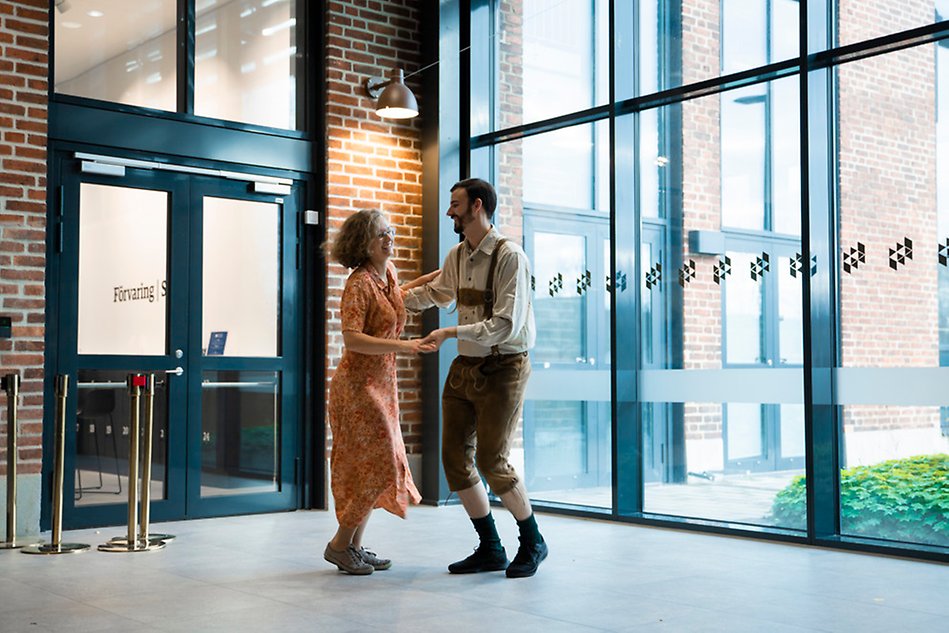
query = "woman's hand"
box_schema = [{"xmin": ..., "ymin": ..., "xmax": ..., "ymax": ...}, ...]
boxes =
[
  {"xmin": 400, "ymin": 269, "xmax": 441, "ymax": 295},
  {"xmin": 402, "ymin": 338, "xmax": 439, "ymax": 354}
]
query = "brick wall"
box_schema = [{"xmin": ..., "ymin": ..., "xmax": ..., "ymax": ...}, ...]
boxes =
[
  {"xmin": 495, "ymin": 0, "xmax": 524, "ymax": 243},
  {"xmin": 0, "ymin": 0, "xmax": 49, "ymax": 482},
  {"xmin": 837, "ymin": 2, "xmax": 939, "ymax": 438},
  {"xmin": 681, "ymin": 0, "xmax": 724, "ymax": 444},
  {"xmin": 324, "ymin": 1, "xmax": 425, "ymax": 455}
]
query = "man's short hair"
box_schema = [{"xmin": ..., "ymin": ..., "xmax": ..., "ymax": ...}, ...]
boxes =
[{"xmin": 451, "ymin": 178, "xmax": 497, "ymax": 221}]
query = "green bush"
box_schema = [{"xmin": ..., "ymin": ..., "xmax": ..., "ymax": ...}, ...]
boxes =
[{"xmin": 770, "ymin": 454, "xmax": 949, "ymax": 546}]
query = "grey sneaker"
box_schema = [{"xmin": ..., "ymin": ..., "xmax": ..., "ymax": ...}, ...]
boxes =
[
  {"xmin": 324, "ymin": 543, "xmax": 373, "ymax": 575},
  {"xmin": 358, "ymin": 547, "xmax": 392, "ymax": 571}
]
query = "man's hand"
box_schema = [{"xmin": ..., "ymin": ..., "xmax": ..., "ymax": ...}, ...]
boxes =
[{"xmin": 419, "ymin": 327, "xmax": 455, "ymax": 352}]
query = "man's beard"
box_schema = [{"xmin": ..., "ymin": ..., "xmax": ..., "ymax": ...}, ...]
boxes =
[{"xmin": 451, "ymin": 205, "xmax": 472, "ymax": 235}]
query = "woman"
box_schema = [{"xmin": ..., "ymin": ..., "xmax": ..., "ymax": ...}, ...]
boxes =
[{"xmin": 324, "ymin": 209, "xmax": 436, "ymax": 575}]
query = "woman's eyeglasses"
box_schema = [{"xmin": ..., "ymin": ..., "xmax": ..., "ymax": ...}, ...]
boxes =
[{"xmin": 376, "ymin": 226, "xmax": 396, "ymax": 239}]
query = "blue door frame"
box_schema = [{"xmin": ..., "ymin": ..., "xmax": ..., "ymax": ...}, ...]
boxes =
[{"xmin": 44, "ymin": 154, "xmax": 303, "ymax": 529}]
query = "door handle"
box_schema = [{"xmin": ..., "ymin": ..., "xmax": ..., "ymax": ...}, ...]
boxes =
[{"xmin": 166, "ymin": 367, "xmax": 184, "ymax": 376}]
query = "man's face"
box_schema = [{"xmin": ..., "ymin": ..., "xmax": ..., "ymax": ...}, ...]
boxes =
[{"xmin": 447, "ymin": 188, "xmax": 476, "ymax": 235}]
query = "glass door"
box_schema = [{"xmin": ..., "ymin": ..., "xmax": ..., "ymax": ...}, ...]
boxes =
[
  {"xmin": 57, "ymin": 165, "xmax": 189, "ymax": 528},
  {"xmin": 721, "ymin": 235, "xmax": 804, "ymax": 474},
  {"xmin": 185, "ymin": 178, "xmax": 300, "ymax": 518},
  {"xmin": 53, "ymin": 157, "xmax": 300, "ymax": 528},
  {"xmin": 522, "ymin": 214, "xmax": 611, "ymax": 502}
]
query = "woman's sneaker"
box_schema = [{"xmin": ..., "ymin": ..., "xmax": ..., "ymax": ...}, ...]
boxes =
[
  {"xmin": 358, "ymin": 547, "xmax": 392, "ymax": 571},
  {"xmin": 324, "ymin": 543, "xmax": 373, "ymax": 575}
]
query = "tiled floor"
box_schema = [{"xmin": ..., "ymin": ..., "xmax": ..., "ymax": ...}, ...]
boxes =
[{"xmin": 1, "ymin": 505, "xmax": 946, "ymax": 632}]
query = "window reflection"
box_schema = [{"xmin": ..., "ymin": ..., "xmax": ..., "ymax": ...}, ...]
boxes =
[
  {"xmin": 202, "ymin": 197, "xmax": 280, "ymax": 358},
  {"xmin": 78, "ymin": 184, "xmax": 169, "ymax": 356},
  {"xmin": 54, "ymin": 0, "xmax": 177, "ymax": 111},
  {"xmin": 194, "ymin": 0, "xmax": 297, "ymax": 128}
]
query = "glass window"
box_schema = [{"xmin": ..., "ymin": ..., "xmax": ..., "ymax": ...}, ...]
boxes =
[
  {"xmin": 510, "ymin": 121, "xmax": 608, "ymax": 213},
  {"xmin": 724, "ymin": 251, "xmax": 765, "ymax": 365},
  {"xmin": 722, "ymin": 0, "xmax": 767, "ymax": 73},
  {"xmin": 202, "ymin": 197, "xmax": 280, "ymax": 357},
  {"xmin": 194, "ymin": 0, "xmax": 298, "ymax": 128},
  {"xmin": 721, "ymin": 75, "xmax": 800, "ymax": 234},
  {"xmin": 75, "ymin": 369, "xmax": 169, "ymax": 507},
  {"xmin": 201, "ymin": 370, "xmax": 280, "ymax": 497},
  {"xmin": 627, "ymin": 78, "xmax": 805, "ymax": 529},
  {"xmin": 721, "ymin": 86, "xmax": 767, "ymax": 231},
  {"xmin": 78, "ymin": 184, "xmax": 169, "ymax": 356},
  {"xmin": 484, "ymin": 0, "xmax": 609, "ymax": 132},
  {"xmin": 54, "ymin": 0, "xmax": 177, "ymax": 111},
  {"xmin": 836, "ymin": 0, "xmax": 949, "ymax": 50},
  {"xmin": 836, "ymin": 49, "xmax": 949, "ymax": 547},
  {"xmin": 632, "ymin": 0, "xmax": 800, "ymax": 95}
]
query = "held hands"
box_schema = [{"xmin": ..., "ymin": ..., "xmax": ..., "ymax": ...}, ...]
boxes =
[
  {"xmin": 418, "ymin": 328, "xmax": 453, "ymax": 353},
  {"xmin": 403, "ymin": 337, "xmax": 439, "ymax": 354}
]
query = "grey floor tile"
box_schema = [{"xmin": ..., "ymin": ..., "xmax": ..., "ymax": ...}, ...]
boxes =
[{"xmin": 3, "ymin": 506, "xmax": 944, "ymax": 633}]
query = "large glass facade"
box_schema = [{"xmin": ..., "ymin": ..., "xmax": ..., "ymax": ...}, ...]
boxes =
[{"xmin": 470, "ymin": 0, "xmax": 949, "ymax": 554}]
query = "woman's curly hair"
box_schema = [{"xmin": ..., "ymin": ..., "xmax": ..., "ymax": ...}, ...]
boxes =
[{"xmin": 329, "ymin": 209, "xmax": 386, "ymax": 269}]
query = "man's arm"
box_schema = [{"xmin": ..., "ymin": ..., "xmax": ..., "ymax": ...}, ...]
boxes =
[{"xmin": 403, "ymin": 249, "xmax": 458, "ymax": 312}]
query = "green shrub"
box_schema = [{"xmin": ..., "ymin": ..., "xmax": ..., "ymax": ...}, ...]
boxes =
[{"xmin": 770, "ymin": 454, "xmax": 949, "ymax": 546}]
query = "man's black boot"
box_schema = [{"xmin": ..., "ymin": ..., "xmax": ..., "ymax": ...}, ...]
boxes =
[
  {"xmin": 506, "ymin": 514, "xmax": 547, "ymax": 578},
  {"xmin": 449, "ymin": 513, "xmax": 508, "ymax": 574}
]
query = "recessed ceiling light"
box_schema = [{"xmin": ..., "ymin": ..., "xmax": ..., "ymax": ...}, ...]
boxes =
[
  {"xmin": 61, "ymin": 21, "xmax": 82, "ymax": 29},
  {"xmin": 87, "ymin": 10, "xmax": 104, "ymax": 18}
]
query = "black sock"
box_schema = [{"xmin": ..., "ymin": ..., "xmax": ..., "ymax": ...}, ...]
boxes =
[
  {"xmin": 516, "ymin": 513, "xmax": 544, "ymax": 547},
  {"xmin": 471, "ymin": 513, "xmax": 503, "ymax": 550}
]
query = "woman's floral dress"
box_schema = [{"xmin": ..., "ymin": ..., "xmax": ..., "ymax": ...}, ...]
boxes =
[{"xmin": 329, "ymin": 263, "xmax": 421, "ymax": 527}]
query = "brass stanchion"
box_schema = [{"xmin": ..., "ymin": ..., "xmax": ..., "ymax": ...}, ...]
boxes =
[
  {"xmin": 1, "ymin": 373, "xmax": 38, "ymax": 549},
  {"xmin": 99, "ymin": 374, "xmax": 164, "ymax": 553},
  {"xmin": 22, "ymin": 375, "xmax": 90, "ymax": 554},
  {"xmin": 109, "ymin": 374, "xmax": 173, "ymax": 546}
]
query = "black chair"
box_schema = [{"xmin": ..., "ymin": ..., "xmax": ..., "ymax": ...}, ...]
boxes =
[{"xmin": 75, "ymin": 388, "xmax": 122, "ymax": 500}]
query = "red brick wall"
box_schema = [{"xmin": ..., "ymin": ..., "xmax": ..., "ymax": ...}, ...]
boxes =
[
  {"xmin": 681, "ymin": 0, "xmax": 723, "ymax": 442},
  {"xmin": 0, "ymin": 0, "xmax": 49, "ymax": 480},
  {"xmin": 324, "ymin": 0, "xmax": 424, "ymax": 455},
  {"xmin": 837, "ymin": 25, "xmax": 939, "ymax": 436},
  {"xmin": 838, "ymin": 0, "xmax": 935, "ymax": 47},
  {"xmin": 496, "ymin": 0, "xmax": 524, "ymax": 242}
]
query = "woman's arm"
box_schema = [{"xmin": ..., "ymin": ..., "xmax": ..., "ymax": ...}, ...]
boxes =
[
  {"xmin": 342, "ymin": 331, "xmax": 430, "ymax": 355},
  {"xmin": 400, "ymin": 268, "xmax": 441, "ymax": 294}
]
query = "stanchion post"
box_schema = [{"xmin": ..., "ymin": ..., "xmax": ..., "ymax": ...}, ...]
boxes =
[
  {"xmin": 21, "ymin": 375, "xmax": 89, "ymax": 555},
  {"xmin": 1, "ymin": 373, "xmax": 37, "ymax": 549},
  {"xmin": 138, "ymin": 374, "xmax": 173, "ymax": 543},
  {"xmin": 99, "ymin": 374, "xmax": 164, "ymax": 553}
]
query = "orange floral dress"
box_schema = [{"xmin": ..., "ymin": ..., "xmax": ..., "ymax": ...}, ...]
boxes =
[{"xmin": 329, "ymin": 263, "xmax": 421, "ymax": 528}]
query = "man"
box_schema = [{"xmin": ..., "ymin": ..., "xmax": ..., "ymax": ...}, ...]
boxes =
[{"xmin": 404, "ymin": 178, "xmax": 547, "ymax": 578}]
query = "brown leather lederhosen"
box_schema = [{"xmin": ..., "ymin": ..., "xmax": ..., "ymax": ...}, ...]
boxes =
[{"xmin": 441, "ymin": 237, "xmax": 532, "ymax": 494}]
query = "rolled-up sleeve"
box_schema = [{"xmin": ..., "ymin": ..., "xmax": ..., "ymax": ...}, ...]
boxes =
[
  {"xmin": 456, "ymin": 247, "xmax": 529, "ymax": 347},
  {"xmin": 404, "ymin": 249, "xmax": 457, "ymax": 312}
]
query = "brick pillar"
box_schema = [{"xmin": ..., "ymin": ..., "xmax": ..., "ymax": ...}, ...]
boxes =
[
  {"xmin": 324, "ymin": 1, "xmax": 424, "ymax": 467},
  {"xmin": 0, "ymin": 0, "xmax": 48, "ymax": 536},
  {"xmin": 680, "ymin": 0, "xmax": 724, "ymax": 464}
]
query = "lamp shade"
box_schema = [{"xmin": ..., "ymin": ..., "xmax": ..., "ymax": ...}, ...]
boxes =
[{"xmin": 375, "ymin": 69, "xmax": 418, "ymax": 119}]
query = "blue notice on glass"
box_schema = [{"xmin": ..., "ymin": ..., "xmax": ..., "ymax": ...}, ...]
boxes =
[{"xmin": 207, "ymin": 331, "xmax": 227, "ymax": 355}]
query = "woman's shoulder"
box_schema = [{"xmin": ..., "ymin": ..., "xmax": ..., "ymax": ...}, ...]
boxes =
[{"xmin": 343, "ymin": 267, "xmax": 373, "ymax": 292}]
